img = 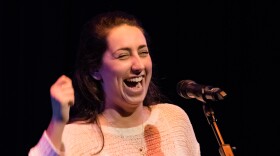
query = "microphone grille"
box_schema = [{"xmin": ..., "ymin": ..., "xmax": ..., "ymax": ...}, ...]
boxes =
[{"xmin": 177, "ymin": 80, "xmax": 196, "ymax": 99}]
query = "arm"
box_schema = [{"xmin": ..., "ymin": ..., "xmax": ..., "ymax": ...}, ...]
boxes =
[{"xmin": 29, "ymin": 75, "xmax": 75, "ymax": 156}]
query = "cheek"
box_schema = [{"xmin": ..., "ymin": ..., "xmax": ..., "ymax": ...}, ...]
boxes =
[
  {"xmin": 99, "ymin": 63, "xmax": 127, "ymax": 80},
  {"xmin": 146, "ymin": 58, "xmax": 153, "ymax": 72}
]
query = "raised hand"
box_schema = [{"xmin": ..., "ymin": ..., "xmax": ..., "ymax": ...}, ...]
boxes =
[{"xmin": 50, "ymin": 75, "xmax": 75, "ymax": 123}]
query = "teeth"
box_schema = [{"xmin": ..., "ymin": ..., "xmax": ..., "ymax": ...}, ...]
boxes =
[{"xmin": 126, "ymin": 77, "xmax": 143, "ymax": 82}]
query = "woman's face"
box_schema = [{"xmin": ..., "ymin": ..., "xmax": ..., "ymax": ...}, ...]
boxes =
[{"xmin": 96, "ymin": 24, "xmax": 152, "ymax": 109}]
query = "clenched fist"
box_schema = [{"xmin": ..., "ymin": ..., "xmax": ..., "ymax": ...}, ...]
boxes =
[{"xmin": 50, "ymin": 75, "xmax": 75, "ymax": 123}]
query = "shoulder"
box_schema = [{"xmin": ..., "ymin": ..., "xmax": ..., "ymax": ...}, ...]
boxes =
[
  {"xmin": 151, "ymin": 103, "xmax": 192, "ymax": 124},
  {"xmin": 63, "ymin": 122, "xmax": 100, "ymax": 137},
  {"xmin": 62, "ymin": 123, "xmax": 103, "ymax": 154},
  {"xmin": 151, "ymin": 103, "xmax": 186, "ymax": 115}
]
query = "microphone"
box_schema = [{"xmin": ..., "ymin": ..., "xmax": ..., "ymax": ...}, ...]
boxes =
[{"xmin": 177, "ymin": 80, "xmax": 227, "ymax": 103}]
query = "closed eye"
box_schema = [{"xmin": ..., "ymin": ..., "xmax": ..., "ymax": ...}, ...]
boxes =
[{"xmin": 139, "ymin": 51, "xmax": 149, "ymax": 57}]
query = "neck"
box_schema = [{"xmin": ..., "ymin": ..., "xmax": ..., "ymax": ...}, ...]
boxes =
[{"xmin": 101, "ymin": 105, "xmax": 148, "ymax": 128}]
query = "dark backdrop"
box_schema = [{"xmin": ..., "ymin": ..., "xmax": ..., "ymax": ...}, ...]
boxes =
[{"xmin": 1, "ymin": 0, "xmax": 279, "ymax": 155}]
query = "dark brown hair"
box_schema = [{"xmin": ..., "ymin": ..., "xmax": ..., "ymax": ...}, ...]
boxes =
[{"xmin": 69, "ymin": 11, "xmax": 168, "ymax": 123}]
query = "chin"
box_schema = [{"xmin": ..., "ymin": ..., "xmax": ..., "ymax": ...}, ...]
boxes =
[{"xmin": 125, "ymin": 98, "xmax": 144, "ymax": 106}]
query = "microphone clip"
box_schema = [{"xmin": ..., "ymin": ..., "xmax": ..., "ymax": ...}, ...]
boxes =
[{"xmin": 200, "ymin": 86, "xmax": 227, "ymax": 103}]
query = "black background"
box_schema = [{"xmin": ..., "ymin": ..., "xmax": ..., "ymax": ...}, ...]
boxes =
[{"xmin": 1, "ymin": 0, "xmax": 280, "ymax": 155}]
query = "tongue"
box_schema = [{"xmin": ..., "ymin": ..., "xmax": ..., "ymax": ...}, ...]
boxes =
[{"xmin": 135, "ymin": 82, "xmax": 141, "ymax": 88}]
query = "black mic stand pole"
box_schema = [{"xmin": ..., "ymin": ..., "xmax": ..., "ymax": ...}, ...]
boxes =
[
  {"xmin": 177, "ymin": 82, "xmax": 236, "ymax": 155},
  {"xmin": 202, "ymin": 103, "xmax": 235, "ymax": 156}
]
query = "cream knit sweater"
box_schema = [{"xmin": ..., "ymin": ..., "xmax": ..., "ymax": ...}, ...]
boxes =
[{"xmin": 29, "ymin": 103, "xmax": 200, "ymax": 156}]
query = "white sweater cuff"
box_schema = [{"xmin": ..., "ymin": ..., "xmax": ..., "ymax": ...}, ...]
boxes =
[{"xmin": 28, "ymin": 130, "xmax": 64, "ymax": 156}]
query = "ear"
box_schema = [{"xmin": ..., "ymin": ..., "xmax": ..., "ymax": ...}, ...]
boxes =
[{"xmin": 90, "ymin": 71, "xmax": 102, "ymax": 80}]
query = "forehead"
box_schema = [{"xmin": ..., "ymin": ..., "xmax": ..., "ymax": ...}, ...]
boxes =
[{"xmin": 106, "ymin": 25, "xmax": 147, "ymax": 49}]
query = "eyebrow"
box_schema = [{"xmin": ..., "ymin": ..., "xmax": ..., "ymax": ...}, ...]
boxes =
[
  {"xmin": 116, "ymin": 45, "xmax": 148, "ymax": 52},
  {"xmin": 138, "ymin": 45, "xmax": 148, "ymax": 50}
]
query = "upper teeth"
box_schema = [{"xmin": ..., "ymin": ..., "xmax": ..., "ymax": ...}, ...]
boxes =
[{"xmin": 126, "ymin": 77, "xmax": 143, "ymax": 82}]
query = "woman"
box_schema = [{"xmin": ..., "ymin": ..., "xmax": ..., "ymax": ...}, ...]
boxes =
[{"xmin": 29, "ymin": 11, "xmax": 200, "ymax": 156}]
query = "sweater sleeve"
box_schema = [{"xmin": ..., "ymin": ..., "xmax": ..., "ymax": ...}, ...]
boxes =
[{"xmin": 28, "ymin": 130, "xmax": 64, "ymax": 156}]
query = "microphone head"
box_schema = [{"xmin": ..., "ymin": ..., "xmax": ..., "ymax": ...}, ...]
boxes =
[{"xmin": 176, "ymin": 80, "xmax": 197, "ymax": 99}]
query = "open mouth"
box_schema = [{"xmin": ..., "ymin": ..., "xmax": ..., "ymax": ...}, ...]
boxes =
[{"xmin": 124, "ymin": 76, "xmax": 143, "ymax": 88}]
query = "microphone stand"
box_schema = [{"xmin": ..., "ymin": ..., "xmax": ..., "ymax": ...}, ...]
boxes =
[
  {"xmin": 202, "ymin": 103, "xmax": 235, "ymax": 156},
  {"xmin": 176, "ymin": 81, "xmax": 236, "ymax": 155}
]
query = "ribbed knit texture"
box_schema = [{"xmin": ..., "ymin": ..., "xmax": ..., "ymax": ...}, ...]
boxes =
[{"xmin": 29, "ymin": 103, "xmax": 200, "ymax": 156}]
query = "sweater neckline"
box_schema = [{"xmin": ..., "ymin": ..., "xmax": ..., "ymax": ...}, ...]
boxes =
[{"xmin": 100, "ymin": 105, "xmax": 159, "ymax": 136}]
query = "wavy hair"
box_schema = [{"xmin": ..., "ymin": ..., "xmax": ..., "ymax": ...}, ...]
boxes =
[{"xmin": 69, "ymin": 11, "xmax": 168, "ymax": 123}]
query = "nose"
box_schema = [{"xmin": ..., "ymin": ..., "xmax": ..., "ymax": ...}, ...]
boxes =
[{"xmin": 131, "ymin": 56, "xmax": 144, "ymax": 74}]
